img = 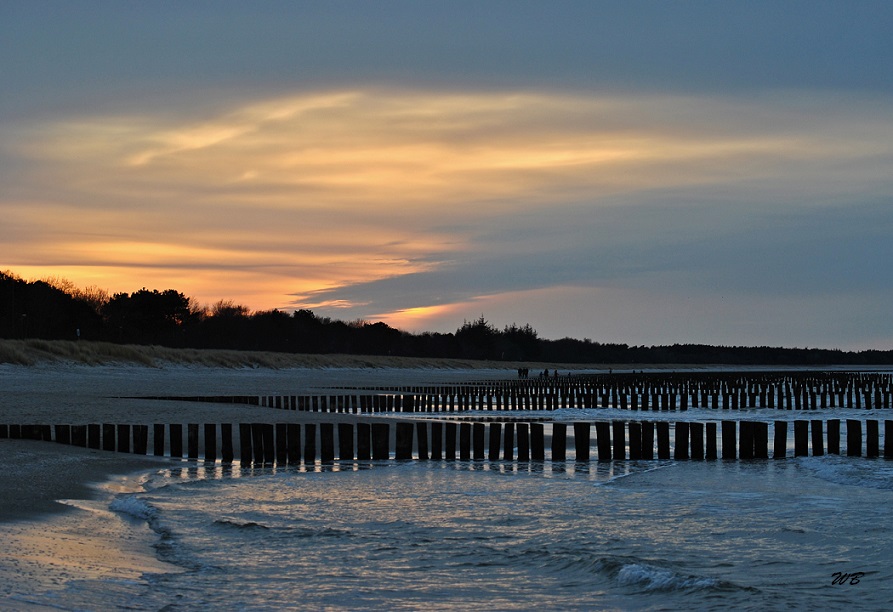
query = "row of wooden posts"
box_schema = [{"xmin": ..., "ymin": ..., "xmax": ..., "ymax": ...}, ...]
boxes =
[
  {"xmin": 243, "ymin": 382, "xmax": 893, "ymax": 412},
  {"xmin": 146, "ymin": 372, "xmax": 893, "ymax": 414},
  {"xmin": 332, "ymin": 370, "xmax": 893, "ymax": 411},
  {"xmin": 3, "ymin": 419, "xmax": 892, "ymax": 465}
]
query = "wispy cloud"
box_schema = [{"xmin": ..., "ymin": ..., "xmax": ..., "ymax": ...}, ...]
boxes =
[{"xmin": 1, "ymin": 88, "xmax": 891, "ymax": 346}]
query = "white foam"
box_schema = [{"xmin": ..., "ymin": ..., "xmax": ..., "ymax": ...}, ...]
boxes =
[
  {"xmin": 109, "ymin": 495, "xmax": 158, "ymax": 522},
  {"xmin": 616, "ymin": 563, "xmax": 719, "ymax": 592}
]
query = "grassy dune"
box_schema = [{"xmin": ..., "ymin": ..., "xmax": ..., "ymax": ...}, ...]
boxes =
[{"xmin": 0, "ymin": 338, "xmax": 599, "ymax": 370}]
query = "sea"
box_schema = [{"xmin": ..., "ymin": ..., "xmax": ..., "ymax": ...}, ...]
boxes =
[{"xmin": 8, "ymin": 406, "xmax": 893, "ymax": 611}]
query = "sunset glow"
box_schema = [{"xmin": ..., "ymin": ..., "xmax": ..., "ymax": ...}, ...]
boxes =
[{"xmin": 2, "ymin": 3, "xmax": 892, "ymax": 348}]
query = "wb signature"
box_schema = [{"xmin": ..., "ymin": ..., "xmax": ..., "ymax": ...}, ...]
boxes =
[{"xmin": 831, "ymin": 572, "xmax": 864, "ymax": 585}]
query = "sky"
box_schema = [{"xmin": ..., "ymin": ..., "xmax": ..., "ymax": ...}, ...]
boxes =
[{"xmin": 2, "ymin": 1, "xmax": 892, "ymax": 350}]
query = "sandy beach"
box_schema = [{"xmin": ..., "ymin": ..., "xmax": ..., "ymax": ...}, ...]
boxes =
[{"xmin": 0, "ymin": 360, "xmax": 533, "ymax": 519}]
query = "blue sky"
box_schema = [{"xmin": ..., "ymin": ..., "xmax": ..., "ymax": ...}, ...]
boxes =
[{"xmin": 2, "ymin": 1, "xmax": 892, "ymax": 349}]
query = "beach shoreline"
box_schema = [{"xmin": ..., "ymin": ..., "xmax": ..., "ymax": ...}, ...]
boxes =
[{"xmin": 3, "ymin": 360, "xmax": 893, "ymax": 608}]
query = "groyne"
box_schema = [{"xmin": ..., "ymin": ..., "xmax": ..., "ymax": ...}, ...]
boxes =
[
  {"xmin": 3, "ymin": 418, "xmax": 891, "ymax": 465},
  {"xmin": 141, "ymin": 370, "xmax": 893, "ymax": 414}
]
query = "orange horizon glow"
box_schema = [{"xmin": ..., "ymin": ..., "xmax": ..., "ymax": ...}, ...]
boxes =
[{"xmin": 4, "ymin": 88, "xmax": 891, "ymax": 336}]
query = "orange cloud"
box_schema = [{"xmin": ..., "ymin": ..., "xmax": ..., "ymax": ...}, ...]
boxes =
[{"xmin": 4, "ymin": 89, "xmax": 891, "ymax": 312}]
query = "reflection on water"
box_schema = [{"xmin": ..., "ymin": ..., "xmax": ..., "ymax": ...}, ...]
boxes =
[{"xmin": 99, "ymin": 457, "xmax": 893, "ymax": 611}]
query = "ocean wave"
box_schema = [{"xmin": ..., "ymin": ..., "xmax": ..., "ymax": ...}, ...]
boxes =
[
  {"xmin": 797, "ymin": 456, "xmax": 893, "ymax": 491},
  {"xmin": 109, "ymin": 494, "xmax": 158, "ymax": 522},
  {"xmin": 614, "ymin": 562, "xmax": 720, "ymax": 592},
  {"xmin": 544, "ymin": 551, "xmax": 742, "ymax": 592},
  {"xmin": 213, "ymin": 518, "xmax": 270, "ymax": 530},
  {"xmin": 290, "ymin": 526, "xmax": 353, "ymax": 539}
]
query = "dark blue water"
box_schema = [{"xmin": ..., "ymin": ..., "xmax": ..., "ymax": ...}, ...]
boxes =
[{"xmin": 18, "ymin": 452, "xmax": 887, "ymax": 611}]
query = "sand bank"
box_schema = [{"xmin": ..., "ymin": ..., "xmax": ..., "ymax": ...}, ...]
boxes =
[
  {"xmin": 0, "ymin": 439, "xmax": 168, "ymax": 522},
  {"xmin": 0, "ymin": 363, "xmax": 529, "ymax": 522},
  {"xmin": 0, "ymin": 441, "xmax": 180, "ymax": 608}
]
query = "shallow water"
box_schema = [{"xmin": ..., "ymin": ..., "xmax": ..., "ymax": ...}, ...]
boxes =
[{"xmin": 10, "ymin": 454, "xmax": 893, "ymax": 611}]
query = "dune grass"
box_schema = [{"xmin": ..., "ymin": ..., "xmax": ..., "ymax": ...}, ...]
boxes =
[{"xmin": 0, "ymin": 338, "xmax": 596, "ymax": 370}]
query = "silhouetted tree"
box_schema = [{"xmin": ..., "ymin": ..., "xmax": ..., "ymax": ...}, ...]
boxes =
[
  {"xmin": 456, "ymin": 316, "xmax": 499, "ymax": 359},
  {"xmin": 102, "ymin": 289, "xmax": 193, "ymax": 346},
  {"xmin": 3, "ymin": 268, "xmax": 893, "ymax": 365}
]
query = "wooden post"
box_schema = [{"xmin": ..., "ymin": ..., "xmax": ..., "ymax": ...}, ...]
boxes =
[
  {"xmin": 498, "ymin": 422, "xmax": 512, "ymax": 460},
  {"xmin": 721, "ymin": 421, "xmax": 736, "ymax": 460},
  {"xmin": 612, "ymin": 420, "xmax": 626, "ymax": 461},
  {"xmin": 690, "ymin": 422, "xmax": 704, "ymax": 460},
  {"xmin": 738, "ymin": 422, "xmax": 753, "ymax": 460},
  {"xmin": 656, "ymin": 422, "xmax": 670, "ymax": 459},
  {"xmin": 154, "ymin": 424, "xmax": 165, "ymax": 456},
  {"xmin": 184, "ymin": 423, "xmax": 198, "ymax": 460},
  {"xmin": 416, "ymin": 422, "xmax": 429, "ymax": 460},
  {"xmin": 517, "ymin": 423, "xmax": 530, "ymax": 461},
  {"xmin": 250, "ymin": 423, "xmax": 265, "ymax": 465},
  {"xmin": 473, "ymin": 423, "xmax": 486, "ymax": 461},
  {"xmin": 320, "ymin": 423, "xmax": 335, "ymax": 462},
  {"xmin": 552, "ymin": 423, "xmax": 568, "ymax": 461},
  {"xmin": 642, "ymin": 421, "xmax": 655, "ymax": 460},
  {"xmin": 371, "ymin": 423, "xmax": 389, "ymax": 460},
  {"xmin": 774, "ymin": 422, "xmax": 787, "ymax": 460},
  {"xmin": 846, "ymin": 419, "xmax": 861, "ymax": 457},
  {"xmin": 595, "ymin": 421, "xmax": 611, "ymax": 462},
  {"xmin": 628, "ymin": 421, "xmax": 642, "ymax": 460},
  {"xmin": 753, "ymin": 421, "xmax": 768, "ymax": 459},
  {"xmin": 221, "ymin": 423, "xmax": 234, "ymax": 464},
  {"xmin": 116, "ymin": 424, "xmax": 131, "ymax": 453},
  {"xmin": 304, "ymin": 423, "xmax": 317, "ymax": 463},
  {"xmin": 339, "ymin": 423, "xmax": 354, "ymax": 460},
  {"xmin": 287, "ymin": 423, "xmax": 300, "ymax": 463},
  {"xmin": 574, "ymin": 422, "xmax": 590, "ymax": 462},
  {"xmin": 357, "ymin": 423, "xmax": 371, "ymax": 460},
  {"xmin": 459, "ymin": 423, "xmax": 471, "ymax": 460},
  {"xmin": 705, "ymin": 422, "xmax": 717, "ymax": 460},
  {"xmin": 488, "ymin": 423, "xmax": 501, "ymax": 461},
  {"xmin": 827, "ymin": 419, "xmax": 840, "ymax": 454},
  {"xmin": 429, "ymin": 422, "xmax": 443, "ymax": 460},
  {"xmin": 275, "ymin": 423, "xmax": 288, "ymax": 465},
  {"xmin": 239, "ymin": 423, "xmax": 252, "ymax": 466},
  {"xmin": 72, "ymin": 425, "xmax": 87, "ymax": 448},
  {"xmin": 133, "ymin": 425, "xmax": 149, "ymax": 455},
  {"xmin": 102, "ymin": 424, "xmax": 116, "ymax": 452},
  {"xmin": 445, "ymin": 422, "xmax": 457, "ymax": 460},
  {"xmin": 866, "ymin": 420, "xmax": 879, "ymax": 458},
  {"xmin": 262, "ymin": 424, "xmax": 275, "ymax": 465},
  {"xmin": 170, "ymin": 424, "xmax": 183, "ymax": 458},
  {"xmin": 530, "ymin": 423, "xmax": 545, "ymax": 461},
  {"xmin": 810, "ymin": 420, "xmax": 824, "ymax": 456},
  {"xmin": 793, "ymin": 421, "xmax": 808, "ymax": 457},
  {"xmin": 55, "ymin": 424, "xmax": 71, "ymax": 445},
  {"xmin": 675, "ymin": 422, "xmax": 690, "ymax": 460}
]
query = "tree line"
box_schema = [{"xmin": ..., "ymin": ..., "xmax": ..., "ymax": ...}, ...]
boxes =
[{"xmin": 2, "ymin": 270, "xmax": 891, "ymax": 365}]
